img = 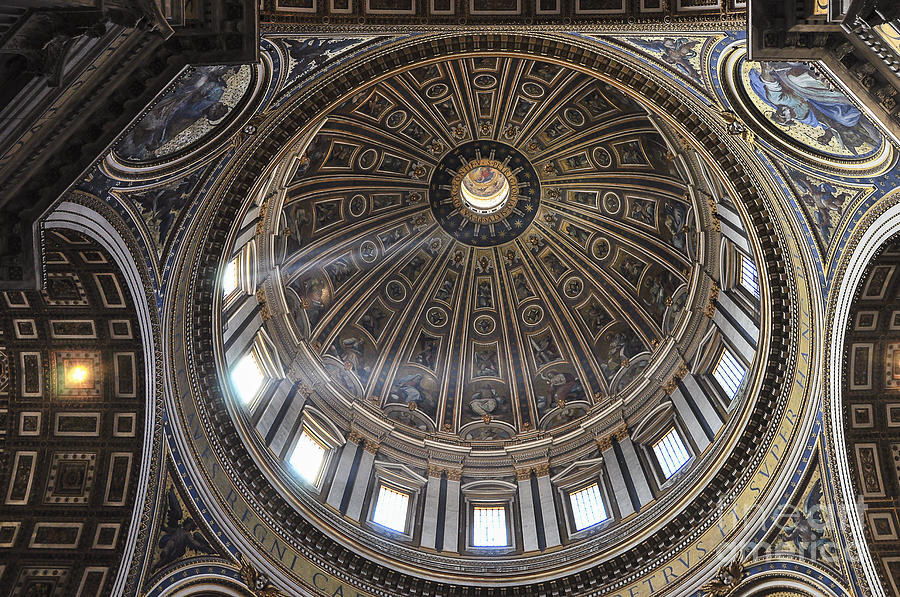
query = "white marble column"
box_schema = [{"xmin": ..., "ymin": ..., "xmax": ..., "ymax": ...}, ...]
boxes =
[
  {"xmin": 326, "ymin": 435, "xmax": 359, "ymax": 510},
  {"xmin": 346, "ymin": 442, "xmax": 377, "ymax": 521},
  {"xmin": 602, "ymin": 441, "xmax": 635, "ymax": 517},
  {"xmin": 419, "ymin": 470, "xmax": 442, "ymax": 549},
  {"xmin": 619, "ymin": 437, "xmax": 653, "ymax": 507},
  {"xmin": 535, "ymin": 470, "xmax": 560, "ymax": 548},
  {"xmin": 670, "ymin": 385, "xmax": 711, "ymax": 452},
  {"xmin": 681, "ymin": 374, "xmax": 724, "ymax": 437},
  {"xmin": 516, "ymin": 470, "xmax": 539, "ymax": 552},
  {"xmin": 442, "ymin": 473, "xmax": 461, "ymax": 552}
]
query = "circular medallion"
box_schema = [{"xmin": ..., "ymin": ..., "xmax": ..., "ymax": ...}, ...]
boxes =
[
  {"xmin": 357, "ymin": 148, "xmax": 378, "ymax": 170},
  {"xmin": 593, "ymin": 146, "xmax": 612, "ymax": 168},
  {"xmin": 522, "ymin": 82, "xmax": 545, "ymax": 98},
  {"xmin": 591, "ymin": 237, "xmax": 611, "ymax": 260},
  {"xmin": 360, "ymin": 240, "xmax": 378, "ymax": 262},
  {"xmin": 602, "ymin": 191, "xmax": 621, "ymax": 215},
  {"xmin": 473, "ymin": 314, "xmax": 496, "ymax": 335},
  {"xmin": 563, "ymin": 276, "xmax": 584, "ymax": 298},
  {"xmin": 426, "ymin": 83, "xmax": 449, "ymax": 99},
  {"xmin": 348, "ymin": 194, "xmax": 367, "ymax": 217},
  {"xmin": 426, "ymin": 307, "xmax": 448, "ymax": 328},
  {"xmin": 386, "ymin": 280, "xmax": 406, "ymax": 302},
  {"xmin": 430, "ymin": 141, "xmax": 540, "ymax": 247},
  {"xmin": 521, "ymin": 304, "xmax": 544, "ymax": 325},
  {"xmin": 564, "ymin": 108, "xmax": 586, "ymax": 127},
  {"xmin": 473, "ymin": 74, "xmax": 498, "ymax": 89},
  {"xmin": 385, "ymin": 110, "xmax": 407, "ymax": 129}
]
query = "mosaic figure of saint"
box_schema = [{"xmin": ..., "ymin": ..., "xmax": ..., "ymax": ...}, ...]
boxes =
[
  {"xmin": 120, "ymin": 66, "xmax": 235, "ymax": 160},
  {"xmin": 748, "ymin": 62, "xmax": 880, "ymax": 155}
]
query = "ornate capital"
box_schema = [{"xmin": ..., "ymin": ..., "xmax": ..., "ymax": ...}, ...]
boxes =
[
  {"xmin": 596, "ymin": 435, "xmax": 613, "ymax": 452},
  {"xmin": 515, "ymin": 467, "xmax": 533, "ymax": 481},
  {"xmin": 612, "ymin": 424, "xmax": 629, "ymax": 442},
  {"xmin": 347, "ymin": 429, "xmax": 364, "ymax": 445}
]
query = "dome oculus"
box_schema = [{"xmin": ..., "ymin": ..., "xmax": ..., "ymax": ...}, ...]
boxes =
[
  {"xmin": 458, "ymin": 161, "xmax": 512, "ymax": 214},
  {"xmin": 431, "ymin": 141, "xmax": 539, "ymax": 246}
]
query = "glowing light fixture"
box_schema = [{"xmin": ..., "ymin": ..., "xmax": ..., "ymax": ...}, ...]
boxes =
[
  {"xmin": 63, "ymin": 359, "xmax": 94, "ymax": 388},
  {"xmin": 460, "ymin": 164, "xmax": 511, "ymax": 214},
  {"xmin": 69, "ymin": 366, "xmax": 88, "ymax": 383}
]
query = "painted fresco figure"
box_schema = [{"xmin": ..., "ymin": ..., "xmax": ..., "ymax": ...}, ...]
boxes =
[
  {"xmin": 469, "ymin": 383, "xmax": 506, "ymax": 416},
  {"xmin": 390, "ymin": 373, "xmax": 425, "ymax": 405},
  {"xmin": 662, "ymin": 201, "xmax": 689, "ymax": 251},
  {"xmin": 530, "ymin": 333, "xmax": 560, "ymax": 367},
  {"xmin": 535, "ymin": 371, "xmax": 583, "ymax": 413},
  {"xmin": 749, "ymin": 62, "xmax": 880, "ymax": 155}
]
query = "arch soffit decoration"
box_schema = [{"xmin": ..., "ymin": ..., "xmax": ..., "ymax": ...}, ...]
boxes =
[
  {"xmin": 167, "ymin": 33, "xmax": 819, "ymax": 596},
  {"xmin": 823, "ymin": 189, "xmax": 900, "ymax": 597},
  {"xmin": 41, "ymin": 196, "xmax": 165, "ymax": 596}
]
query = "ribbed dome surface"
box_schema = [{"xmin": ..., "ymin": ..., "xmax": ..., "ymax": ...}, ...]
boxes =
[{"xmin": 280, "ymin": 55, "xmax": 698, "ymax": 439}]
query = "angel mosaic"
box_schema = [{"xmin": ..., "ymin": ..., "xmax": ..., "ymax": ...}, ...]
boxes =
[
  {"xmin": 776, "ymin": 478, "xmax": 836, "ymax": 561},
  {"xmin": 789, "ymin": 171, "xmax": 855, "ymax": 247},
  {"xmin": 282, "ymin": 37, "xmax": 368, "ymax": 83},
  {"xmin": 153, "ymin": 486, "xmax": 214, "ymax": 571},
  {"xmin": 630, "ymin": 38, "xmax": 702, "ymax": 83}
]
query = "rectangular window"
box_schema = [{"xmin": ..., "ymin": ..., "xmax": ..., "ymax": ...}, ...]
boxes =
[
  {"xmin": 569, "ymin": 483, "xmax": 608, "ymax": 531},
  {"xmin": 288, "ymin": 429, "xmax": 327, "ymax": 485},
  {"xmin": 472, "ymin": 505, "xmax": 508, "ymax": 547},
  {"xmin": 653, "ymin": 428, "xmax": 691, "ymax": 479},
  {"xmin": 713, "ymin": 348, "xmax": 746, "ymax": 399},
  {"xmin": 230, "ymin": 352, "xmax": 264, "ymax": 404},
  {"xmin": 371, "ymin": 485, "xmax": 410, "ymax": 533},
  {"xmin": 740, "ymin": 254, "xmax": 760, "ymax": 299},
  {"xmin": 222, "ymin": 259, "xmax": 238, "ymax": 296}
]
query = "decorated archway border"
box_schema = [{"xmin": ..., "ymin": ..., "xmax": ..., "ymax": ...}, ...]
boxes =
[
  {"xmin": 165, "ymin": 32, "xmax": 817, "ymax": 596},
  {"xmin": 822, "ymin": 188, "xmax": 900, "ymax": 597},
  {"xmin": 42, "ymin": 197, "xmax": 166, "ymax": 596}
]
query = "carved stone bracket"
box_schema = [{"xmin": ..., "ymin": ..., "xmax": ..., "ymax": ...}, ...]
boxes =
[
  {"xmin": 239, "ymin": 555, "xmax": 287, "ymax": 597},
  {"xmin": 700, "ymin": 555, "xmax": 746, "ymax": 597}
]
